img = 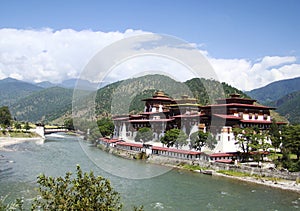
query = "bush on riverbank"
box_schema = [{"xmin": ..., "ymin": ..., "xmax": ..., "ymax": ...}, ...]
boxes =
[{"xmin": 0, "ymin": 130, "xmax": 40, "ymax": 138}]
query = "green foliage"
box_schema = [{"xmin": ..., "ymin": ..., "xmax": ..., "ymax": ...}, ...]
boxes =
[
  {"xmin": 0, "ymin": 196, "xmax": 24, "ymax": 211},
  {"xmin": 272, "ymin": 90, "xmax": 300, "ymax": 124},
  {"xmin": 233, "ymin": 127, "xmax": 269, "ymax": 162},
  {"xmin": 184, "ymin": 78, "xmax": 249, "ymax": 105},
  {"xmin": 134, "ymin": 127, "xmax": 153, "ymax": 143},
  {"xmin": 0, "ymin": 77, "xmax": 43, "ymax": 107},
  {"xmin": 282, "ymin": 124, "xmax": 300, "ymax": 161},
  {"xmin": 217, "ymin": 170, "xmax": 251, "ymax": 177},
  {"xmin": 31, "ymin": 165, "xmax": 122, "ymax": 211},
  {"xmin": 190, "ymin": 130, "xmax": 215, "ymax": 151},
  {"xmin": 97, "ymin": 118, "xmax": 114, "ymax": 137},
  {"xmin": 0, "ymin": 106, "xmax": 12, "ymax": 127},
  {"xmin": 14, "ymin": 121, "xmax": 22, "ymax": 130},
  {"xmin": 63, "ymin": 118, "xmax": 74, "ymax": 131},
  {"xmin": 268, "ymin": 120, "xmax": 281, "ymax": 150},
  {"xmin": 88, "ymin": 127, "xmax": 101, "ymax": 143},
  {"xmin": 246, "ymin": 76, "xmax": 300, "ymax": 105},
  {"xmin": 23, "ymin": 122, "xmax": 31, "ymax": 131},
  {"xmin": 10, "ymin": 87, "xmax": 73, "ymax": 123},
  {"xmin": 161, "ymin": 128, "xmax": 187, "ymax": 148}
]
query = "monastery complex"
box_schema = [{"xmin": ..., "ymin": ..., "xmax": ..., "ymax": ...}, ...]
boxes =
[{"xmin": 105, "ymin": 91, "xmax": 285, "ymax": 162}]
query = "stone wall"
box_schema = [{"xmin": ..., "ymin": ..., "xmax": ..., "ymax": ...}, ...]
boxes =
[{"xmin": 199, "ymin": 160, "xmax": 300, "ymax": 181}]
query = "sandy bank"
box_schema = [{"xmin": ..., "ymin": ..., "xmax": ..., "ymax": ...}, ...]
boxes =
[
  {"xmin": 211, "ymin": 171, "xmax": 300, "ymax": 194},
  {"xmin": 0, "ymin": 137, "xmax": 44, "ymax": 150}
]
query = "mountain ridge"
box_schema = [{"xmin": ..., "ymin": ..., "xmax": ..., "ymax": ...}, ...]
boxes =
[{"xmin": 246, "ymin": 76, "xmax": 300, "ymax": 104}]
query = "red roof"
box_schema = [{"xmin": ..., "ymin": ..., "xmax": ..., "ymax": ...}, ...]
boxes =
[
  {"xmin": 99, "ymin": 138, "xmax": 119, "ymax": 143},
  {"xmin": 152, "ymin": 146, "xmax": 201, "ymax": 155},
  {"xmin": 173, "ymin": 113, "xmax": 203, "ymax": 118},
  {"xmin": 209, "ymin": 152, "xmax": 237, "ymax": 157},
  {"xmin": 116, "ymin": 142, "xmax": 143, "ymax": 148},
  {"xmin": 215, "ymin": 159, "xmax": 233, "ymax": 163},
  {"xmin": 128, "ymin": 119, "xmax": 174, "ymax": 123},
  {"xmin": 142, "ymin": 97, "xmax": 175, "ymax": 102},
  {"xmin": 213, "ymin": 114, "xmax": 241, "ymax": 120},
  {"xmin": 240, "ymin": 119, "xmax": 272, "ymax": 124},
  {"xmin": 203, "ymin": 103, "xmax": 275, "ymax": 110},
  {"xmin": 113, "ymin": 117, "xmax": 130, "ymax": 121}
]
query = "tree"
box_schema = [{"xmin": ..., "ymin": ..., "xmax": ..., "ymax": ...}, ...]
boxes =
[
  {"xmin": 88, "ymin": 126, "xmax": 101, "ymax": 143},
  {"xmin": 134, "ymin": 127, "xmax": 153, "ymax": 143},
  {"xmin": 23, "ymin": 122, "xmax": 31, "ymax": 131},
  {"xmin": 97, "ymin": 117, "xmax": 114, "ymax": 137},
  {"xmin": 282, "ymin": 125, "xmax": 300, "ymax": 161},
  {"xmin": 174, "ymin": 130, "xmax": 188, "ymax": 149},
  {"xmin": 64, "ymin": 118, "xmax": 74, "ymax": 131},
  {"xmin": 233, "ymin": 127, "xmax": 258, "ymax": 161},
  {"xmin": 14, "ymin": 122, "xmax": 22, "ymax": 130},
  {"xmin": 190, "ymin": 130, "xmax": 216, "ymax": 151},
  {"xmin": 160, "ymin": 128, "xmax": 187, "ymax": 148},
  {"xmin": 269, "ymin": 120, "xmax": 282, "ymax": 152},
  {"xmin": 0, "ymin": 106, "xmax": 12, "ymax": 127},
  {"xmin": 31, "ymin": 165, "xmax": 122, "ymax": 210}
]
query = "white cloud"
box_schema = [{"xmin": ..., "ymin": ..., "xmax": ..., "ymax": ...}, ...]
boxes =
[
  {"xmin": 0, "ymin": 28, "xmax": 299, "ymax": 91},
  {"xmin": 208, "ymin": 55, "xmax": 300, "ymax": 91},
  {"xmin": 0, "ymin": 28, "xmax": 147, "ymax": 83}
]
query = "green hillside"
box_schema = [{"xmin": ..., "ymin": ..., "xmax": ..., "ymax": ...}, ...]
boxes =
[
  {"xmin": 94, "ymin": 75, "xmax": 250, "ymax": 115},
  {"xmin": 95, "ymin": 74, "xmax": 191, "ymax": 115},
  {"xmin": 10, "ymin": 87, "xmax": 73, "ymax": 123},
  {"xmin": 246, "ymin": 77, "xmax": 300, "ymax": 104},
  {"xmin": 269, "ymin": 91, "xmax": 300, "ymax": 124},
  {"xmin": 6, "ymin": 74, "xmax": 288, "ymax": 124},
  {"xmin": 0, "ymin": 77, "xmax": 43, "ymax": 107}
]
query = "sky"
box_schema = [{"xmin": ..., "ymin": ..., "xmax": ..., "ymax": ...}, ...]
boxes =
[{"xmin": 0, "ymin": 0, "xmax": 300, "ymax": 91}]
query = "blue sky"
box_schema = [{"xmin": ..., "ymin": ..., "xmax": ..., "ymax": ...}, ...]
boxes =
[{"xmin": 0, "ymin": 0, "xmax": 300, "ymax": 90}]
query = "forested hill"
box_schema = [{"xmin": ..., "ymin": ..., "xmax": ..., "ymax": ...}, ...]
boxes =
[
  {"xmin": 7, "ymin": 74, "xmax": 287, "ymax": 123},
  {"xmin": 246, "ymin": 77, "xmax": 300, "ymax": 105},
  {"xmin": 0, "ymin": 77, "xmax": 43, "ymax": 107},
  {"xmin": 268, "ymin": 90, "xmax": 300, "ymax": 124},
  {"xmin": 94, "ymin": 74, "xmax": 250, "ymax": 115},
  {"xmin": 10, "ymin": 87, "xmax": 73, "ymax": 122}
]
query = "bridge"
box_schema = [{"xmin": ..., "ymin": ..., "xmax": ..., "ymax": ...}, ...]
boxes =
[{"xmin": 35, "ymin": 125, "xmax": 68, "ymax": 138}]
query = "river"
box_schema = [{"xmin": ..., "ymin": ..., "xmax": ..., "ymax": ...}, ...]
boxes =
[{"xmin": 0, "ymin": 133, "xmax": 299, "ymax": 210}]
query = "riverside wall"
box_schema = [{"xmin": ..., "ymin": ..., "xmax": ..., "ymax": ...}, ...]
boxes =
[
  {"xmin": 199, "ymin": 160, "xmax": 300, "ymax": 181},
  {"xmin": 97, "ymin": 143, "xmax": 300, "ymax": 181}
]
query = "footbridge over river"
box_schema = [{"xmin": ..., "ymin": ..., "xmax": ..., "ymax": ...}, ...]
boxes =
[{"xmin": 35, "ymin": 125, "xmax": 68, "ymax": 138}]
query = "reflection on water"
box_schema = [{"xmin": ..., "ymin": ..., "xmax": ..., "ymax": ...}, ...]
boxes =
[{"xmin": 0, "ymin": 133, "xmax": 299, "ymax": 210}]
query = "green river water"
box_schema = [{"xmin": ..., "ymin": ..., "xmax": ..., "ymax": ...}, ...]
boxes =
[{"xmin": 0, "ymin": 133, "xmax": 299, "ymax": 210}]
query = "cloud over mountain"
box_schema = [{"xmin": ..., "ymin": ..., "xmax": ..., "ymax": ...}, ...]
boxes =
[{"xmin": 0, "ymin": 28, "xmax": 299, "ymax": 90}]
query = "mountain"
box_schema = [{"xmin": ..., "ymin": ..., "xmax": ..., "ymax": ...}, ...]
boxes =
[
  {"xmin": 0, "ymin": 77, "xmax": 43, "ymax": 107},
  {"xmin": 246, "ymin": 77, "xmax": 300, "ymax": 105},
  {"xmin": 59, "ymin": 78, "xmax": 99, "ymax": 90},
  {"xmin": 35, "ymin": 81, "xmax": 56, "ymax": 88},
  {"xmin": 5, "ymin": 74, "xmax": 287, "ymax": 124},
  {"xmin": 268, "ymin": 90, "xmax": 300, "ymax": 124},
  {"xmin": 93, "ymin": 74, "xmax": 250, "ymax": 116},
  {"xmin": 10, "ymin": 87, "xmax": 73, "ymax": 123}
]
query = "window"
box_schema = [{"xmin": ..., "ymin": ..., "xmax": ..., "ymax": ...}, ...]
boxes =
[{"xmin": 249, "ymin": 113, "xmax": 253, "ymax": 119}]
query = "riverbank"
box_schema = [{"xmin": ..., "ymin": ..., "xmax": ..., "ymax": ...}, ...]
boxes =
[
  {"xmin": 0, "ymin": 137, "xmax": 44, "ymax": 151},
  {"xmin": 157, "ymin": 159, "xmax": 300, "ymax": 194},
  {"xmin": 212, "ymin": 171, "xmax": 300, "ymax": 193},
  {"xmin": 97, "ymin": 142, "xmax": 300, "ymax": 194}
]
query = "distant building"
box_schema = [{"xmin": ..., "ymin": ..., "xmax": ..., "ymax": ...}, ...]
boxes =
[{"xmin": 112, "ymin": 91, "xmax": 285, "ymax": 154}]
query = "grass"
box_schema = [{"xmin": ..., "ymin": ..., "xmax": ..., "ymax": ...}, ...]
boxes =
[
  {"xmin": 0, "ymin": 130, "xmax": 40, "ymax": 138},
  {"xmin": 268, "ymin": 152, "xmax": 298, "ymax": 160},
  {"xmin": 217, "ymin": 170, "xmax": 285, "ymax": 183},
  {"xmin": 179, "ymin": 163, "xmax": 203, "ymax": 171},
  {"xmin": 217, "ymin": 170, "xmax": 251, "ymax": 177}
]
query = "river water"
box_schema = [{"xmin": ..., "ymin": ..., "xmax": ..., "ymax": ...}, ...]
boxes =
[{"xmin": 0, "ymin": 133, "xmax": 299, "ymax": 210}]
